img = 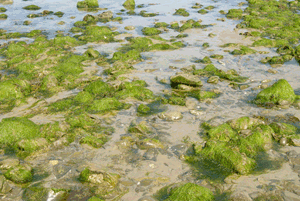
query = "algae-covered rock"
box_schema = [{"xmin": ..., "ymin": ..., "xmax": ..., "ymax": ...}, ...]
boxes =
[
  {"xmin": 83, "ymin": 79, "xmax": 115, "ymax": 98},
  {"xmin": 88, "ymin": 197, "xmax": 104, "ymax": 201},
  {"xmin": 137, "ymin": 138, "xmax": 164, "ymax": 150},
  {"xmin": 128, "ymin": 121, "xmax": 152, "ymax": 135},
  {"xmin": 23, "ymin": 5, "xmax": 41, "ymax": 10},
  {"xmin": 142, "ymin": 27, "xmax": 161, "ymax": 36},
  {"xmin": 79, "ymin": 168, "xmax": 121, "ymax": 198},
  {"xmin": 166, "ymin": 183, "xmax": 214, "ymax": 201},
  {"xmin": 228, "ymin": 116, "xmax": 264, "ymax": 131},
  {"xmin": 173, "ymin": 8, "xmax": 189, "ymax": 17},
  {"xmin": 74, "ymin": 91, "xmax": 94, "ymax": 104},
  {"xmin": 206, "ymin": 123, "xmax": 238, "ymax": 142},
  {"xmin": 226, "ymin": 9, "xmax": 243, "ymax": 19},
  {"xmin": 0, "ymin": 7, "xmax": 7, "ymax": 12},
  {"xmin": 231, "ymin": 46, "xmax": 256, "ymax": 55},
  {"xmin": 269, "ymin": 122, "xmax": 298, "ymax": 142},
  {"xmin": 77, "ymin": 0, "xmax": 99, "ymax": 8},
  {"xmin": 170, "ymin": 74, "xmax": 202, "ymax": 88},
  {"xmin": 80, "ymin": 135, "xmax": 108, "ymax": 148},
  {"xmin": 17, "ymin": 138, "xmax": 48, "ymax": 153},
  {"xmin": 79, "ymin": 26, "xmax": 118, "ymax": 43},
  {"xmin": 0, "ymin": 117, "xmax": 40, "ymax": 147},
  {"xmin": 115, "ymin": 81, "xmax": 154, "ymax": 101},
  {"xmin": 84, "ymin": 48, "xmax": 100, "ymax": 58},
  {"xmin": 137, "ymin": 104, "xmax": 151, "ymax": 115},
  {"xmin": 4, "ymin": 165, "xmax": 33, "ymax": 183},
  {"xmin": 201, "ymin": 140, "xmax": 256, "ymax": 174},
  {"xmin": 255, "ymin": 79, "xmax": 296, "ymax": 106},
  {"xmin": 123, "ymin": 0, "xmax": 135, "ymax": 10},
  {"xmin": 88, "ymin": 97, "xmax": 127, "ymax": 113}
]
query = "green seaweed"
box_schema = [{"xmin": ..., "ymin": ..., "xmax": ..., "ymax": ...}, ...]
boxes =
[
  {"xmin": 255, "ymin": 79, "xmax": 296, "ymax": 106},
  {"xmin": 77, "ymin": 0, "xmax": 99, "ymax": 8},
  {"xmin": 123, "ymin": 0, "xmax": 135, "ymax": 10},
  {"xmin": 23, "ymin": 5, "xmax": 41, "ymax": 10},
  {"xmin": 166, "ymin": 183, "xmax": 214, "ymax": 201},
  {"xmin": 141, "ymin": 27, "xmax": 161, "ymax": 36},
  {"xmin": 4, "ymin": 165, "xmax": 33, "ymax": 184}
]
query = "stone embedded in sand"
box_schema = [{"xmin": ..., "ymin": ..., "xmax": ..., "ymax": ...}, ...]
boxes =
[
  {"xmin": 158, "ymin": 111, "xmax": 183, "ymax": 121},
  {"xmin": 255, "ymin": 79, "xmax": 296, "ymax": 106},
  {"xmin": 98, "ymin": 11, "xmax": 113, "ymax": 19},
  {"xmin": 170, "ymin": 73, "xmax": 202, "ymax": 88}
]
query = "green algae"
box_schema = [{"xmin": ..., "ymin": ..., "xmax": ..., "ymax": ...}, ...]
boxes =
[
  {"xmin": 165, "ymin": 183, "xmax": 214, "ymax": 201},
  {"xmin": 84, "ymin": 48, "xmax": 100, "ymax": 59},
  {"xmin": 88, "ymin": 197, "xmax": 104, "ymax": 201},
  {"xmin": 0, "ymin": 13, "xmax": 7, "ymax": 19},
  {"xmin": 142, "ymin": 27, "xmax": 161, "ymax": 36},
  {"xmin": 210, "ymin": 54, "xmax": 224, "ymax": 60},
  {"xmin": 77, "ymin": 0, "xmax": 99, "ymax": 8},
  {"xmin": 88, "ymin": 97, "xmax": 128, "ymax": 113},
  {"xmin": 154, "ymin": 22, "xmax": 168, "ymax": 28},
  {"xmin": 226, "ymin": 9, "xmax": 243, "ymax": 19},
  {"xmin": 0, "ymin": 7, "xmax": 7, "ymax": 12},
  {"xmin": 23, "ymin": 5, "xmax": 41, "ymax": 10},
  {"xmin": 112, "ymin": 49, "xmax": 142, "ymax": 63},
  {"xmin": 0, "ymin": 117, "xmax": 40, "ymax": 147},
  {"xmin": 231, "ymin": 46, "xmax": 257, "ymax": 55},
  {"xmin": 139, "ymin": 10, "xmax": 158, "ymax": 17},
  {"xmin": 137, "ymin": 104, "xmax": 151, "ymax": 115},
  {"xmin": 203, "ymin": 43, "xmax": 209, "ymax": 48},
  {"xmin": 80, "ymin": 135, "xmax": 108, "ymax": 148},
  {"xmin": 78, "ymin": 26, "xmax": 119, "ymax": 43},
  {"xmin": 123, "ymin": 0, "xmax": 135, "ymax": 10},
  {"xmin": 255, "ymin": 79, "xmax": 296, "ymax": 106},
  {"xmin": 198, "ymin": 9, "xmax": 208, "ymax": 14},
  {"xmin": 193, "ymin": 64, "xmax": 248, "ymax": 83},
  {"xmin": 197, "ymin": 56, "xmax": 212, "ymax": 64},
  {"xmin": 173, "ymin": 8, "xmax": 189, "ymax": 17},
  {"xmin": 4, "ymin": 165, "xmax": 33, "ymax": 184},
  {"xmin": 269, "ymin": 122, "xmax": 298, "ymax": 142},
  {"xmin": 83, "ymin": 79, "xmax": 115, "ymax": 98},
  {"xmin": 74, "ymin": 91, "xmax": 94, "ymax": 104},
  {"xmin": 54, "ymin": 11, "xmax": 64, "ymax": 17},
  {"xmin": 115, "ymin": 81, "xmax": 155, "ymax": 101}
]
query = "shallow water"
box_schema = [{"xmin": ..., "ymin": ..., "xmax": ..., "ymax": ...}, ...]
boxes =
[{"xmin": 0, "ymin": 0, "xmax": 300, "ymax": 200}]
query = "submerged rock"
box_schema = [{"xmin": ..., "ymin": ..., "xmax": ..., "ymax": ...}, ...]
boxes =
[{"xmin": 158, "ymin": 111, "xmax": 183, "ymax": 121}]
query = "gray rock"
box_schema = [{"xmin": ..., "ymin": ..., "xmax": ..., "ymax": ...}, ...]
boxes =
[
  {"xmin": 0, "ymin": 158, "xmax": 19, "ymax": 170},
  {"xmin": 207, "ymin": 76, "xmax": 219, "ymax": 84},
  {"xmin": 0, "ymin": 175, "xmax": 12, "ymax": 194},
  {"xmin": 125, "ymin": 25, "xmax": 135, "ymax": 30},
  {"xmin": 282, "ymin": 190, "xmax": 300, "ymax": 201},
  {"xmin": 138, "ymin": 196, "xmax": 157, "ymax": 201},
  {"xmin": 158, "ymin": 111, "xmax": 183, "ymax": 121},
  {"xmin": 143, "ymin": 148, "xmax": 159, "ymax": 161},
  {"xmin": 230, "ymin": 191, "xmax": 253, "ymax": 201},
  {"xmin": 0, "ymin": 0, "xmax": 13, "ymax": 4},
  {"xmin": 98, "ymin": 11, "xmax": 113, "ymax": 19}
]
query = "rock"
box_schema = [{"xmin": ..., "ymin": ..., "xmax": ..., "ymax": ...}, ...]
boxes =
[
  {"xmin": 170, "ymin": 73, "xmax": 202, "ymax": 88},
  {"xmin": 4, "ymin": 165, "xmax": 33, "ymax": 183},
  {"xmin": 255, "ymin": 79, "xmax": 296, "ymax": 106},
  {"xmin": 143, "ymin": 148, "xmax": 159, "ymax": 161},
  {"xmin": 207, "ymin": 76, "xmax": 219, "ymax": 84},
  {"xmin": 267, "ymin": 69, "xmax": 278, "ymax": 74},
  {"xmin": 98, "ymin": 11, "xmax": 113, "ymax": 19},
  {"xmin": 177, "ymin": 84, "xmax": 195, "ymax": 91},
  {"xmin": 137, "ymin": 139, "xmax": 164, "ymax": 150},
  {"xmin": 158, "ymin": 111, "xmax": 183, "ymax": 121},
  {"xmin": 280, "ymin": 137, "xmax": 288, "ymax": 146},
  {"xmin": 229, "ymin": 191, "xmax": 253, "ymax": 201},
  {"xmin": 0, "ymin": 158, "xmax": 19, "ymax": 170},
  {"xmin": 53, "ymin": 137, "xmax": 68, "ymax": 148},
  {"xmin": 0, "ymin": 0, "xmax": 13, "ymax": 5},
  {"xmin": 278, "ymin": 100, "xmax": 291, "ymax": 106},
  {"xmin": 17, "ymin": 137, "xmax": 48, "ymax": 151},
  {"xmin": 292, "ymin": 139, "xmax": 300, "ymax": 146},
  {"xmin": 0, "ymin": 175, "xmax": 12, "ymax": 194},
  {"xmin": 189, "ymin": 109, "xmax": 203, "ymax": 116},
  {"xmin": 138, "ymin": 196, "xmax": 157, "ymax": 201},
  {"xmin": 125, "ymin": 25, "xmax": 135, "ymax": 30},
  {"xmin": 281, "ymin": 190, "xmax": 300, "ymax": 201}
]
